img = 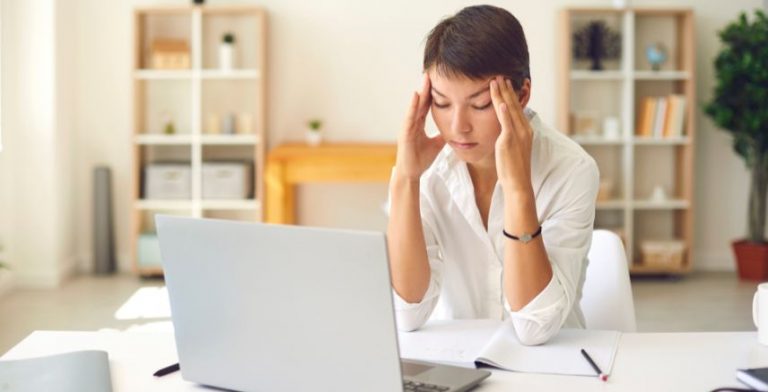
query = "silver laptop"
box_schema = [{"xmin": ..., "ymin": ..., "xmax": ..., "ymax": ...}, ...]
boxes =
[{"xmin": 156, "ymin": 215, "xmax": 490, "ymax": 392}]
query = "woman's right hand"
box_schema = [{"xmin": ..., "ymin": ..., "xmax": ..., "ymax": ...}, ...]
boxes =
[{"xmin": 394, "ymin": 73, "xmax": 446, "ymax": 182}]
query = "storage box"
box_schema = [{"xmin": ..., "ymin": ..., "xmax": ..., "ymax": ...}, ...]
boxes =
[
  {"xmin": 640, "ymin": 240, "xmax": 686, "ymax": 268},
  {"xmin": 144, "ymin": 163, "xmax": 191, "ymax": 199},
  {"xmin": 137, "ymin": 233, "xmax": 162, "ymax": 268},
  {"xmin": 151, "ymin": 39, "xmax": 190, "ymax": 70},
  {"xmin": 202, "ymin": 162, "xmax": 252, "ymax": 199}
]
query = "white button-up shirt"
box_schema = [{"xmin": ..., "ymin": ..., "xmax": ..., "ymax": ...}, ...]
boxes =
[{"xmin": 390, "ymin": 108, "xmax": 599, "ymax": 346}]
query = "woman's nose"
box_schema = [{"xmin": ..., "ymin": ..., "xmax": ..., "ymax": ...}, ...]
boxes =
[{"xmin": 451, "ymin": 109, "xmax": 471, "ymax": 134}]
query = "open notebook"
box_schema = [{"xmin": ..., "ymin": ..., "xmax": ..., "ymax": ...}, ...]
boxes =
[
  {"xmin": 398, "ymin": 319, "xmax": 620, "ymax": 377},
  {"xmin": 0, "ymin": 350, "xmax": 112, "ymax": 392}
]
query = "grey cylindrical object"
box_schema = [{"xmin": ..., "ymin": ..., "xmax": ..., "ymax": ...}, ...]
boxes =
[
  {"xmin": 222, "ymin": 113, "xmax": 236, "ymax": 134},
  {"xmin": 93, "ymin": 166, "xmax": 116, "ymax": 274}
]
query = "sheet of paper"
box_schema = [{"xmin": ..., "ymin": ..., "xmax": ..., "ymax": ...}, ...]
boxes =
[
  {"xmin": 477, "ymin": 326, "xmax": 621, "ymax": 376},
  {"xmin": 0, "ymin": 350, "xmax": 112, "ymax": 392},
  {"xmin": 397, "ymin": 319, "xmax": 502, "ymax": 367}
]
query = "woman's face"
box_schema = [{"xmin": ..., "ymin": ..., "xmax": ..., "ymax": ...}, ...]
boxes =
[{"xmin": 428, "ymin": 68, "xmax": 529, "ymax": 167}]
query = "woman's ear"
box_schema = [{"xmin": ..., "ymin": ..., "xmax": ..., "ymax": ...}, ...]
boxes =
[{"xmin": 517, "ymin": 79, "xmax": 532, "ymax": 108}]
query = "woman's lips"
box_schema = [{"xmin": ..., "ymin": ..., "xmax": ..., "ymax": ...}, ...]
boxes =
[{"xmin": 450, "ymin": 141, "xmax": 478, "ymax": 150}]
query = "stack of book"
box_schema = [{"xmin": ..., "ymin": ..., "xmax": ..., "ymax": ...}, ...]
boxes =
[{"xmin": 635, "ymin": 95, "xmax": 687, "ymax": 138}]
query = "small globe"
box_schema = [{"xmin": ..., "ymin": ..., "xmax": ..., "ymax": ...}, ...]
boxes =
[{"xmin": 645, "ymin": 44, "xmax": 667, "ymax": 71}]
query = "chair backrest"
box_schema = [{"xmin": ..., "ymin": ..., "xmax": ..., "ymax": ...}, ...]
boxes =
[{"xmin": 580, "ymin": 229, "xmax": 637, "ymax": 332}]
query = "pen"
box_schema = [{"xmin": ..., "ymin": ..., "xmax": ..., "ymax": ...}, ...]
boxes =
[
  {"xmin": 153, "ymin": 362, "xmax": 180, "ymax": 377},
  {"xmin": 580, "ymin": 349, "xmax": 608, "ymax": 382}
]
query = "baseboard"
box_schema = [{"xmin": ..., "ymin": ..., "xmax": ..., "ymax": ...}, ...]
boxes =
[
  {"xmin": 77, "ymin": 252, "xmax": 131, "ymax": 274},
  {"xmin": 13, "ymin": 255, "xmax": 79, "ymax": 289}
]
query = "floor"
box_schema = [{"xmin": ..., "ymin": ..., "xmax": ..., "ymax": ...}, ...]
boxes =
[{"xmin": 0, "ymin": 271, "xmax": 759, "ymax": 355}]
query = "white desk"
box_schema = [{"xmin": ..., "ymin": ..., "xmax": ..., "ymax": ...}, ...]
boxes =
[{"xmin": 2, "ymin": 326, "xmax": 767, "ymax": 391}]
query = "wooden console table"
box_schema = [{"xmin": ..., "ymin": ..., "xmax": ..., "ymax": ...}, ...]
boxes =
[{"xmin": 265, "ymin": 142, "xmax": 397, "ymax": 224}]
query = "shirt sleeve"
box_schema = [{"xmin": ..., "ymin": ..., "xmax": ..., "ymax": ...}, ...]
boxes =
[
  {"xmin": 504, "ymin": 157, "xmax": 599, "ymax": 345},
  {"xmin": 387, "ymin": 178, "xmax": 445, "ymax": 332}
]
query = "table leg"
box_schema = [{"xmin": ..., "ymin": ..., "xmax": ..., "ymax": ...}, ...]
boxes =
[{"xmin": 266, "ymin": 162, "xmax": 295, "ymax": 224}]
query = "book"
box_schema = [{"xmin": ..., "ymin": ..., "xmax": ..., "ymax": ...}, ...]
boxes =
[
  {"xmin": 0, "ymin": 350, "xmax": 112, "ymax": 392},
  {"xmin": 662, "ymin": 95, "xmax": 677, "ymax": 138},
  {"xmin": 669, "ymin": 95, "xmax": 687, "ymax": 137},
  {"xmin": 652, "ymin": 97, "xmax": 668, "ymax": 138},
  {"xmin": 636, "ymin": 97, "xmax": 656, "ymax": 137},
  {"xmin": 397, "ymin": 319, "xmax": 621, "ymax": 377},
  {"xmin": 737, "ymin": 367, "xmax": 768, "ymax": 391}
]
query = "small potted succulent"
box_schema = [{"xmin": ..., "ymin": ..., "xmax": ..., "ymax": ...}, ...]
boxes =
[
  {"xmin": 219, "ymin": 32, "xmax": 236, "ymax": 70},
  {"xmin": 306, "ymin": 119, "xmax": 323, "ymax": 146}
]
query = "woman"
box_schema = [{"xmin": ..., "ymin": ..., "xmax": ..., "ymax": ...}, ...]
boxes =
[{"xmin": 387, "ymin": 5, "xmax": 599, "ymax": 346}]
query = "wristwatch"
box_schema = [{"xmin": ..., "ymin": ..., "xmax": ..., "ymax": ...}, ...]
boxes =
[{"xmin": 502, "ymin": 226, "xmax": 542, "ymax": 244}]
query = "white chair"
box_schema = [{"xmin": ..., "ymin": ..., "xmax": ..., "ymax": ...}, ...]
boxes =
[{"xmin": 580, "ymin": 229, "xmax": 637, "ymax": 332}]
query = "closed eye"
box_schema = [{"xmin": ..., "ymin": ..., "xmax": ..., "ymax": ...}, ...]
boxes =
[
  {"xmin": 433, "ymin": 102, "xmax": 450, "ymax": 109},
  {"xmin": 472, "ymin": 102, "xmax": 492, "ymax": 110}
]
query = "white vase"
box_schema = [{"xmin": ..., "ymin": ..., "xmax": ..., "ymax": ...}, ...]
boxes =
[
  {"xmin": 306, "ymin": 130, "xmax": 322, "ymax": 146},
  {"xmin": 219, "ymin": 43, "xmax": 234, "ymax": 70}
]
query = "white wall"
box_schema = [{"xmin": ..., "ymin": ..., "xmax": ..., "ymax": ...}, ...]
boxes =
[
  {"xmin": 64, "ymin": 0, "xmax": 763, "ymax": 273},
  {"xmin": 0, "ymin": 0, "xmax": 77, "ymax": 287}
]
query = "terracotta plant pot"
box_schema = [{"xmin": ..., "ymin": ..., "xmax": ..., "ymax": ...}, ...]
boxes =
[{"xmin": 733, "ymin": 239, "xmax": 768, "ymax": 281}]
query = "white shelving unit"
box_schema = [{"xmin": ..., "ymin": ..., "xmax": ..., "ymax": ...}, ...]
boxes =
[
  {"xmin": 131, "ymin": 5, "xmax": 267, "ymax": 276},
  {"xmin": 559, "ymin": 8, "xmax": 695, "ymax": 275}
]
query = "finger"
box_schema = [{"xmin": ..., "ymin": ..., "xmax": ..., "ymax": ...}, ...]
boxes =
[
  {"xmin": 489, "ymin": 78, "xmax": 506, "ymax": 118},
  {"xmin": 490, "ymin": 79, "xmax": 515, "ymax": 137},
  {"xmin": 506, "ymin": 79, "xmax": 533, "ymax": 138},
  {"xmin": 499, "ymin": 77, "xmax": 525, "ymax": 132},
  {"xmin": 415, "ymin": 74, "xmax": 432, "ymax": 118},
  {"xmin": 403, "ymin": 91, "xmax": 420, "ymax": 131}
]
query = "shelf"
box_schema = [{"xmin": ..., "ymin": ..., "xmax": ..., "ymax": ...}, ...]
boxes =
[
  {"xmin": 633, "ymin": 71, "xmax": 690, "ymax": 80},
  {"xmin": 135, "ymin": 200, "xmax": 194, "ymax": 210},
  {"xmin": 597, "ymin": 200, "xmax": 626, "ymax": 209},
  {"xmin": 629, "ymin": 262, "xmax": 689, "ymax": 275},
  {"xmin": 134, "ymin": 134, "xmax": 260, "ymax": 145},
  {"xmin": 134, "ymin": 70, "xmax": 193, "ymax": 80},
  {"xmin": 132, "ymin": 5, "xmax": 267, "ymax": 276},
  {"xmin": 200, "ymin": 69, "xmax": 261, "ymax": 79},
  {"xmin": 136, "ymin": 266, "xmax": 165, "ymax": 277},
  {"xmin": 570, "ymin": 136, "xmax": 625, "ymax": 145},
  {"xmin": 632, "ymin": 199, "xmax": 690, "ymax": 210},
  {"xmin": 563, "ymin": 7, "xmax": 695, "ymax": 275},
  {"xmin": 134, "ymin": 69, "xmax": 261, "ymax": 80},
  {"xmin": 633, "ymin": 137, "xmax": 690, "ymax": 146},
  {"xmin": 200, "ymin": 134, "xmax": 260, "ymax": 145},
  {"xmin": 135, "ymin": 134, "xmax": 193, "ymax": 145},
  {"xmin": 201, "ymin": 199, "xmax": 261, "ymax": 210},
  {"xmin": 570, "ymin": 70, "xmax": 624, "ymax": 80}
]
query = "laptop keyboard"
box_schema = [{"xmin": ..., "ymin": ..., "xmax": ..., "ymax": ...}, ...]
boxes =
[{"xmin": 403, "ymin": 380, "xmax": 450, "ymax": 392}]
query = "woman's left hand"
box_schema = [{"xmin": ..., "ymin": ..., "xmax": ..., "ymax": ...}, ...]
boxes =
[{"xmin": 490, "ymin": 76, "xmax": 534, "ymax": 196}]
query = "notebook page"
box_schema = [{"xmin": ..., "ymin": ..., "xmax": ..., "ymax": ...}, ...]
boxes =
[
  {"xmin": 476, "ymin": 326, "xmax": 620, "ymax": 376},
  {"xmin": 397, "ymin": 319, "xmax": 502, "ymax": 368}
]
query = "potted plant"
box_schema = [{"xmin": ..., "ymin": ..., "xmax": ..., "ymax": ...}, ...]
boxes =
[
  {"xmin": 306, "ymin": 119, "xmax": 323, "ymax": 146},
  {"xmin": 219, "ymin": 32, "xmax": 236, "ymax": 70},
  {"xmin": 572, "ymin": 20, "xmax": 621, "ymax": 71},
  {"xmin": 704, "ymin": 10, "xmax": 768, "ymax": 280}
]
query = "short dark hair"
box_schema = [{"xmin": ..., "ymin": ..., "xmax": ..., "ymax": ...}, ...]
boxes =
[{"xmin": 423, "ymin": 5, "xmax": 530, "ymax": 90}]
